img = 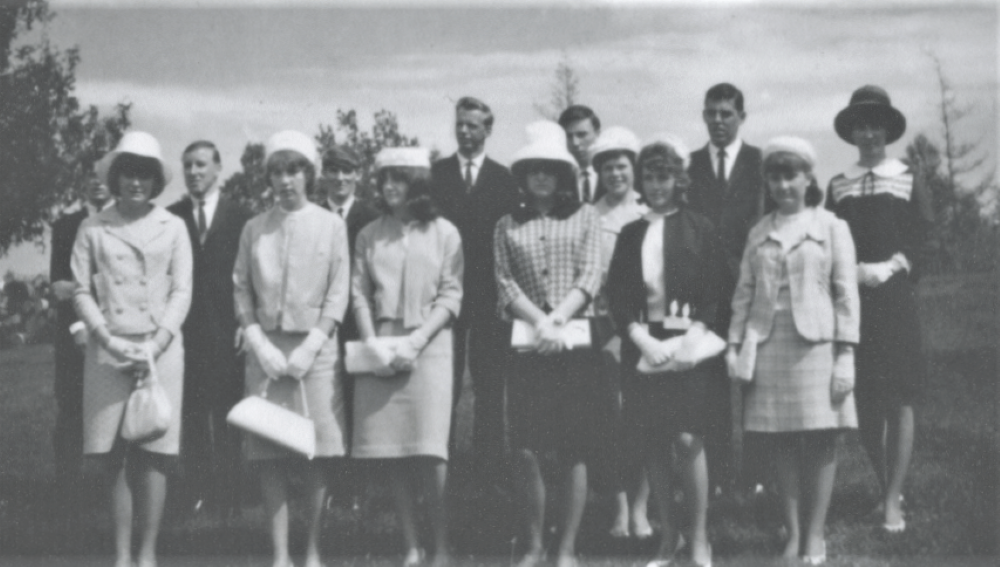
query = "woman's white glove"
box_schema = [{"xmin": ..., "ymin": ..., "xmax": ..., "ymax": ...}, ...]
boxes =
[
  {"xmin": 725, "ymin": 345, "xmax": 740, "ymax": 380},
  {"xmin": 673, "ymin": 323, "xmax": 707, "ymax": 372},
  {"xmin": 831, "ymin": 343, "xmax": 855, "ymax": 404},
  {"xmin": 858, "ymin": 261, "xmax": 896, "ymax": 287},
  {"xmin": 286, "ymin": 328, "xmax": 328, "ymax": 380},
  {"xmin": 391, "ymin": 331, "xmax": 428, "ymax": 372},
  {"xmin": 365, "ymin": 336, "xmax": 397, "ymax": 377},
  {"xmin": 534, "ymin": 316, "xmax": 565, "ymax": 355},
  {"xmin": 630, "ymin": 324, "xmax": 669, "ymax": 366},
  {"xmin": 245, "ymin": 324, "xmax": 288, "ymax": 379}
]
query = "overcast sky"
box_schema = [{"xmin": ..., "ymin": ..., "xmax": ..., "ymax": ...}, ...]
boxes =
[{"xmin": 2, "ymin": 0, "xmax": 996, "ymax": 276}]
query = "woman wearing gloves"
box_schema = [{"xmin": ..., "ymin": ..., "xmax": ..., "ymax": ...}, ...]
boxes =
[
  {"xmin": 827, "ymin": 86, "xmax": 933, "ymax": 533},
  {"xmin": 71, "ymin": 131, "xmax": 192, "ymax": 567},
  {"xmin": 606, "ymin": 136, "xmax": 724, "ymax": 567},
  {"xmin": 232, "ymin": 130, "xmax": 350, "ymax": 567},
  {"xmin": 494, "ymin": 121, "xmax": 610, "ymax": 567},
  {"xmin": 728, "ymin": 137, "xmax": 859, "ymax": 564},
  {"xmin": 350, "ymin": 147, "xmax": 462, "ymax": 567}
]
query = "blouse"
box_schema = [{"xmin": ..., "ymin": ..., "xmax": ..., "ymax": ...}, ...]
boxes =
[
  {"xmin": 494, "ymin": 203, "xmax": 602, "ymax": 320},
  {"xmin": 595, "ymin": 190, "xmax": 648, "ymax": 273},
  {"xmin": 352, "ymin": 215, "xmax": 464, "ymax": 330},
  {"xmin": 233, "ymin": 203, "xmax": 349, "ymax": 333}
]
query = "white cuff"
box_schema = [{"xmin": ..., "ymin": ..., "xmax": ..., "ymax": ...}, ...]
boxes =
[{"xmin": 68, "ymin": 321, "xmax": 87, "ymax": 334}]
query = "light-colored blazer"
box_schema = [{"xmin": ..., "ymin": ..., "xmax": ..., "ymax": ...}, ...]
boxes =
[
  {"xmin": 352, "ymin": 215, "xmax": 464, "ymax": 330},
  {"xmin": 728, "ymin": 207, "xmax": 859, "ymax": 345},
  {"xmin": 233, "ymin": 203, "xmax": 350, "ymax": 332},
  {"xmin": 72, "ymin": 205, "xmax": 193, "ymax": 336}
]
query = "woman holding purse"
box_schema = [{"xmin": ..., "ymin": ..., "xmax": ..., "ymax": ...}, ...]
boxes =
[
  {"xmin": 350, "ymin": 147, "xmax": 462, "ymax": 567},
  {"xmin": 232, "ymin": 130, "xmax": 350, "ymax": 567},
  {"xmin": 72, "ymin": 131, "xmax": 192, "ymax": 567},
  {"xmin": 727, "ymin": 137, "xmax": 859, "ymax": 564},
  {"xmin": 494, "ymin": 121, "xmax": 610, "ymax": 567},
  {"xmin": 606, "ymin": 136, "xmax": 724, "ymax": 567}
]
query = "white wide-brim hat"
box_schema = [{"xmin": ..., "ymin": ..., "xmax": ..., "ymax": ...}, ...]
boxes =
[
  {"xmin": 374, "ymin": 147, "xmax": 431, "ymax": 171},
  {"xmin": 96, "ymin": 131, "xmax": 172, "ymax": 187},
  {"xmin": 265, "ymin": 130, "xmax": 319, "ymax": 168},
  {"xmin": 510, "ymin": 120, "xmax": 578, "ymax": 175},
  {"xmin": 763, "ymin": 136, "xmax": 817, "ymax": 169},
  {"xmin": 589, "ymin": 126, "xmax": 641, "ymax": 165},
  {"xmin": 644, "ymin": 133, "xmax": 691, "ymax": 170}
]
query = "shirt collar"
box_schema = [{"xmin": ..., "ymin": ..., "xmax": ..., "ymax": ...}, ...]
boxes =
[
  {"xmin": 188, "ymin": 187, "xmax": 220, "ymax": 207},
  {"xmin": 710, "ymin": 137, "xmax": 742, "ymax": 159},
  {"xmin": 328, "ymin": 194, "xmax": 355, "ymax": 214},
  {"xmin": 643, "ymin": 207, "xmax": 679, "ymax": 222},
  {"xmin": 843, "ymin": 157, "xmax": 908, "ymax": 180},
  {"xmin": 458, "ymin": 151, "xmax": 487, "ymax": 170}
]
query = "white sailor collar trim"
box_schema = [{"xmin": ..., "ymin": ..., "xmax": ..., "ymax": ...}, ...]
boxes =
[{"xmin": 843, "ymin": 158, "xmax": 909, "ymax": 180}]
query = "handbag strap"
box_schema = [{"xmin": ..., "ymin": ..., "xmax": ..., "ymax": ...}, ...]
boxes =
[{"xmin": 258, "ymin": 378, "xmax": 311, "ymax": 419}]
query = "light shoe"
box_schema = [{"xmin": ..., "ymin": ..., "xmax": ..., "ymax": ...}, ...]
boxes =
[{"xmin": 882, "ymin": 517, "xmax": 907, "ymax": 533}]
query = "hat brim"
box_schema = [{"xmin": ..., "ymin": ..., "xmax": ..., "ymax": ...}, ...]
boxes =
[
  {"xmin": 834, "ymin": 103, "xmax": 907, "ymax": 145},
  {"xmin": 96, "ymin": 150, "xmax": 173, "ymax": 188}
]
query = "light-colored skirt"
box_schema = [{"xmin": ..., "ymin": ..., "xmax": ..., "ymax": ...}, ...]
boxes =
[
  {"xmin": 243, "ymin": 330, "xmax": 346, "ymax": 460},
  {"xmin": 745, "ymin": 307, "xmax": 858, "ymax": 433},
  {"xmin": 83, "ymin": 333, "xmax": 184, "ymax": 455},
  {"xmin": 352, "ymin": 320, "xmax": 453, "ymax": 460}
]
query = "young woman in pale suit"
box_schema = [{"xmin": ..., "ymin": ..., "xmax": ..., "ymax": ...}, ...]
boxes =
[
  {"xmin": 72, "ymin": 131, "xmax": 193, "ymax": 567},
  {"xmin": 233, "ymin": 131, "xmax": 350, "ymax": 567},
  {"xmin": 727, "ymin": 137, "xmax": 860, "ymax": 564}
]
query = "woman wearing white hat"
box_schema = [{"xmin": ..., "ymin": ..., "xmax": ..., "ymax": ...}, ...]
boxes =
[
  {"xmin": 494, "ymin": 121, "xmax": 609, "ymax": 567},
  {"xmin": 588, "ymin": 126, "xmax": 652, "ymax": 540},
  {"xmin": 350, "ymin": 146, "xmax": 462, "ymax": 567},
  {"xmin": 727, "ymin": 137, "xmax": 859, "ymax": 564},
  {"xmin": 232, "ymin": 130, "xmax": 350, "ymax": 567},
  {"xmin": 71, "ymin": 131, "xmax": 192, "ymax": 567},
  {"xmin": 607, "ymin": 136, "xmax": 725, "ymax": 567}
]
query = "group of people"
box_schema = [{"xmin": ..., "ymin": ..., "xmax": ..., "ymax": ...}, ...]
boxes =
[{"xmin": 47, "ymin": 82, "xmax": 932, "ymax": 567}]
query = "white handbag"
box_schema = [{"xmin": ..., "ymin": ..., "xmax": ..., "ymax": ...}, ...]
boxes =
[
  {"xmin": 511, "ymin": 319, "xmax": 592, "ymax": 351},
  {"xmin": 227, "ymin": 379, "xmax": 316, "ymax": 459},
  {"xmin": 120, "ymin": 348, "xmax": 172, "ymax": 443},
  {"xmin": 344, "ymin": 337, "xmax": 408, "ymax": 374}
]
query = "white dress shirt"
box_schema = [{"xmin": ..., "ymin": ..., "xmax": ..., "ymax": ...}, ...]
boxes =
[
  {"xmin": 328, "ymin": 194, "xmax": 356, "ymax": 218},
  {"xmin": 577, "ymin": 166, "xmax": 597, "ymax": 203},
  {"xmin": 708, "ymin": 138, "xmax": 743, "ymax": 182},
  {"xmin": 458, "ymin": 151, "xmax": 486, "ymax": 188},
  {"xmin": 190, "ymin": 187, "xmax": 221, "ymax": 234}
]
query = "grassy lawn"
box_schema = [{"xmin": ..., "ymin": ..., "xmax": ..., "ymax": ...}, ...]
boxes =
[{"xmin": 0, "ymin": 341, "xmax": 995, "ymax": 566}]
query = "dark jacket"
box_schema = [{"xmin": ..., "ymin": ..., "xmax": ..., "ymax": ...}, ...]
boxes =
[
  {"xmin": 431, "ymin": 153, "xmax": 520, "ymax": 325},
  {"xmin": 322, "ymin": 197, "xmax": 380, "ymax": 341}
]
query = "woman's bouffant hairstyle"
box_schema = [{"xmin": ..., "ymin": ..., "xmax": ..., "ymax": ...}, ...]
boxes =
[
  {"xmin": 375, "ymin": 166, "xmax": 440, "ymax": 223},
  {"xmin": 636, "ymin": 142, "xmax": 691, "ymax": 205},
  {"xmin": 266, "ymin": 149, "xmax": 317, "ymax": 196},
  {"xmin": 762, "ymin": 152, "xmax": 823, "ymax": 207},
  {"xmin": 107, "ymin": 153, "xmax": 167, "ymax": 199},
  {"xmin": 512, "ymin": 159, "xmax": 579, "ymax": 209}
]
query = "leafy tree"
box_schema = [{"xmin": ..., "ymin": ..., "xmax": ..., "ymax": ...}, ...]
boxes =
[
  {"xmin": 535, "ymin": 53, "xmax": 581, "ymax": 121},
  {"xmin": 0, "ymin": 0, "xmax": 130, "ymax": 255}
]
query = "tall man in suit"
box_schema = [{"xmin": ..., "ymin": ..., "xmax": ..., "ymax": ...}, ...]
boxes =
[
  {"xmin": 559, "ymin": 105, "xmax": 602, "ymax": 203},
  {"xmin": 431, "ymin": 97, "xmax": 519, "ymax": 486},
  {"xmin": 168, "ymin": 140, "xmax": 252, "ymax": 517},
  {"xmin": 50, "ymin": 169, "xmax": 113, "ymax": 498},
  {"xmin": 687, "ymin": 83, "xmax": 774, "ymax": 501}
]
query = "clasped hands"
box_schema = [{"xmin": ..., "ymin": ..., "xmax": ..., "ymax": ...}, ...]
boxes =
[
  {"xmin": 858, "ymin": 253, "xmax": 909, "ymax": 288},
  {"xmin": 102, "ymin": 332, "xmax": 166, "ymax": 377},
  {"xmin": 245, "ymin": 325, "xmax": 329, "ymax": 381},
  {"xmin": 630, "ymin": 322, "xmax": 704, "ymax": 372},
  {"xmin": 364, "ymin": 331, "xmax": 429, "ymax": 377}
]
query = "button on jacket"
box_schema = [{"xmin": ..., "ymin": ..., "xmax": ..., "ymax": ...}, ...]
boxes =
[
  {"xmin": 233, "ymin": 203, "xmax": 350, "ymax": 332},
  {"xmin": 728, "ymin": 208, "xmax": 860, "ymax": 345},
  {"xmin": 72, "ymin": 205, "xmax": 193, "ymax": 337}
]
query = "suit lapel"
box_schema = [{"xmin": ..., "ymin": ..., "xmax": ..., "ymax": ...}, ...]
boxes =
[
  {"xmin": 728, "ymin": 146, "xmax": 755, "ymax": 195},
  {"xmin": 203, "ymin": 197, "xmax": 231, "ymax": 246}
]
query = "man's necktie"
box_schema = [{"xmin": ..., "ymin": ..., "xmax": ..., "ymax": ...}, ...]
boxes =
[
  {"xmin": 717, "ymin": 149, "xmax": 728, "ymax": 184},
  {"xmin": 464, "ymin": 161, "xmax": 474, "ymax": 191},
  {"xmin": 337, "ymin": 206, "xmax": 344, "ymax": 217},
  {"xmin": 582, "ymin": 173, "xmax": 592, "ymax": 203},
  {"xmin": 197, "ymin": 199, "xmax": 207, "ymax": 244}
]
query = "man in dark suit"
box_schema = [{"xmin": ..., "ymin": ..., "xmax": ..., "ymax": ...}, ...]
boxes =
[
  {"xmin": 168, "ymin": 140, "xmax": 251, "ymax": 517},
  {"xmin": 687, "ymin": 83, "xmax": 774, "ymax": 502},
  {"xmin": 559, "ymin": 105, "xmax": 602, "ymax": 203},
  {"xmin": 431, "ymin": 96, "xmax": 519, "ymax": 485},
  {"xmin": 49, "ymin": 169, "xmax": 113, "ymax": 499}
]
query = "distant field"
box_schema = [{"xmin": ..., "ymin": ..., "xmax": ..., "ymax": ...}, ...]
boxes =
[{"xmin": 917, "ymin": 273, "xmax": 997, "ymax": 352}]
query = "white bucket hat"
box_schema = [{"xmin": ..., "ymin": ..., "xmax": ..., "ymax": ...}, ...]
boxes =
[
  {"xmin": 644, "ymin": 133, "xmax": 691, "ymax": 170},
  {"xmin": 96, "ymin": 131, "xmax": 172, "ymax": 187},
  {"xmin": 374, "ymin": 147, "xmax": 431, "ymax": 171},
  {"xmin": 510, "ymin": 121, "xmax": 578, "ymax": 176},
  {"xmin": 264, "ymin": 130, "xmax": 319, "ymax": 168},
  {"xmin": 588, "ymin": 126, "xmax": 641, "ymax": 166},
  {"xmin": 763, "ymin": 136, "xmax": 817, "ymax": 169}
]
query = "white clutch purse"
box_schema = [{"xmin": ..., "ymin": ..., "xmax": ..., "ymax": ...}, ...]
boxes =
[
  {"xmin": 636, "ymin": 326, "xmax": 727, "ymax": 374},
  {"xmin": 344, "ymin": 337, "xmax": 409, "ymax": 374},
  {"xmin": 227, "ymin": 379, "xmax": 315, "ymax": 459},
  {"xmin": 511, "ymin": 319, "xmax": 592, "ymax": 351}
]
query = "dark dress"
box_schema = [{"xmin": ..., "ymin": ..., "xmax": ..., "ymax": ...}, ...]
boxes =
[{"xmin": 826, "ymin": 158, "xmax": 934, "ymax": 408}]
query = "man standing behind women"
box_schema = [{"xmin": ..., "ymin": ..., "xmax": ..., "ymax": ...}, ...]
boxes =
[
  {"xmin": 494, "ymin": 121, "xmax": 609, "ymax": 567},
  {"xmin": 72, "ymin": 131, "xmax": 192, "ymax": 567},
  {"xmin": 168, "ymin": 140, "xmax": 251, "ymax": 518},
  {"xmin": 233, "ymin": 131, "xmax": 349, "ymax": 567},
  {"xmin": 352, "ymin": 147, "xmax": 463, "ymax": 567}
]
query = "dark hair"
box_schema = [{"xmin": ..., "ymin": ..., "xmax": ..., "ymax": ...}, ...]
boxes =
[
  {"xmin": 456, "ymin": 96, "xmax": 494, "ymax": 129},
  {"xmin": 762, "ymin": 152, "xmax": 823, "ymax": 207},
  {"xmin": 511, "ymin": 159, "xmax": 580, "ymax": 220},
  {"xmin": 107, "ymin": 153, "xmax": 166, "ymax": 199},
  {"xmin": 593, "ymin": 149, "xmax": 636, "ymax": 198},
  {"xmin": 266, "ymin": 150, "xmax": 317, "ymax": 196},
  {"xmin": 705, "ymin": 83, "xmax": 745, "ymax": 113},
  {"xmin": 182, "ymin": 140, "xmax": 221, "ymax": 164},
  {"xmin": 636, "ymin": 143, "xmax": 691, "ymax": 205},
  {"xmin": 375, "ymin": 166, "xmax": 439, "ymax": 223},
  {"xmin": 558, "ymin": 105, "xmax": 601, "ymax": 131}
]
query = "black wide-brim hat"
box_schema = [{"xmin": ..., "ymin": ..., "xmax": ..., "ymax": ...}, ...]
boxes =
[{"xmin": 834, "ymin": 85, "xmax": 907, "ymax": 145}]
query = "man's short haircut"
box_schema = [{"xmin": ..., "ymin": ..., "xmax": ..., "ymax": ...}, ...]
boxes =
[
  {"xmin": 456, "ymin": 96, "xmax": 494, "ymax": 129},
  {"xmin": 182, "ymin": 140, "xmax": 221, "ymax": 164},
  {"xmin": 558, "ymin": 105, "xmax": 601, "ymax": 131},
  {"xmin": 704, "ymin": 83, "xmax": 745, "ymax": 113}
]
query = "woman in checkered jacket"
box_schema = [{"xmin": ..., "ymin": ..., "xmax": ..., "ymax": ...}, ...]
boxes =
[{"xmin": 493, "ymin": 121, "xmax": 613, "ymax": 567}]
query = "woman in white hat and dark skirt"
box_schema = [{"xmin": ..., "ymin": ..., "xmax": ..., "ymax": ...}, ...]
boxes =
[
  {"xmin": 72, "ymin": 131, "xmax": 193, "ymax": 567},
  {"xmin": 827, "ymin": 86, "xmax": 934, "ymax": 534},
  {"xmin": 350, "ymin": 147, "xmax": 462, "ymax": 567},
  {"xmin": 232, "ymin": 130, "xmax": 350, "ymax": 567},
  {"xmin": 494, "ymin": 121, "xmax": 612, "ymax": 567}
]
